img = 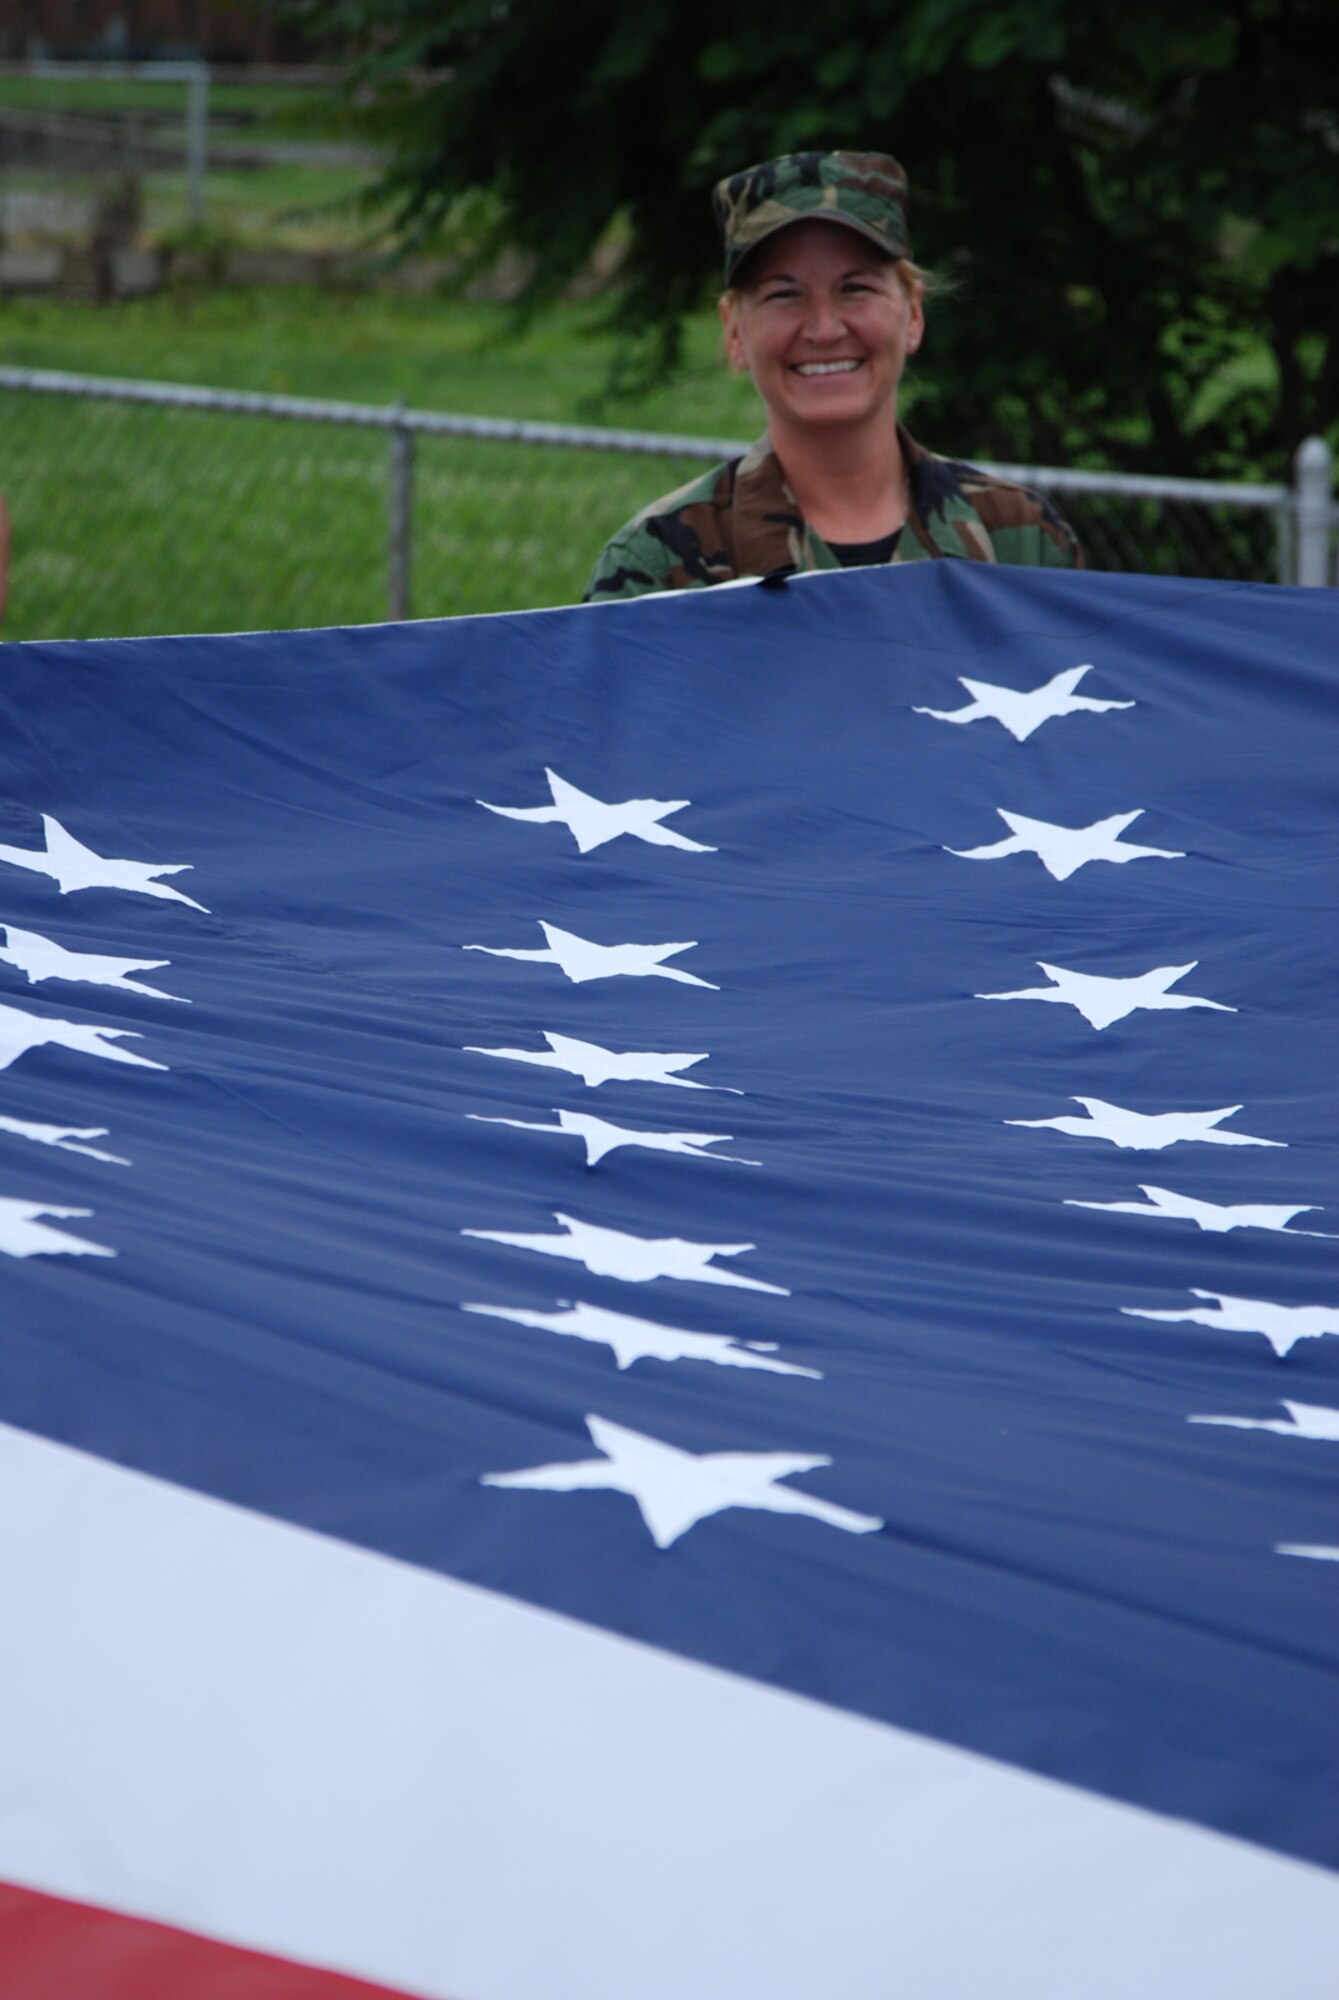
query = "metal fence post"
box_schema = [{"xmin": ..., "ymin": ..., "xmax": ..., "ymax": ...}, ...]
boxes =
[
  {"xmin": 1293, "ymin": 436, "xmax": 1334, "ymax": 587},
  {"xmin": 185, "ymin": 64, "xmax": 209, "ymax": 228},
  {"xmin": 1273, "ymin": 494, "xmax": 1293, "ymax": 587},
  {"xmin": 388, "ymin": 407, "xmax": 415, "ymax": 620}
]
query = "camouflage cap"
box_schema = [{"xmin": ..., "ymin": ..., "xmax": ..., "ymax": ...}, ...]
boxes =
[{"xmin": 713, "ymin": 150, "xmax": 912, "ymax": 284}]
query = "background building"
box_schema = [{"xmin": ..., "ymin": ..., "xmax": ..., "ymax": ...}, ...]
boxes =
[{"xmin": 3, "ymin": 1, "xmax": 311, "ymax": 64}]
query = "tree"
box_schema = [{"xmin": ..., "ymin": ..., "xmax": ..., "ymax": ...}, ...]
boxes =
[{"xmin": 282, "ymin": 0, "xmax": 1337, "ymax": 479}]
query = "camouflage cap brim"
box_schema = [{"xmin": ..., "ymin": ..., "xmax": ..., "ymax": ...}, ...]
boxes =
[{"xmin": 725, "ymin": 210, "xmax": 908, "ymax": 286}]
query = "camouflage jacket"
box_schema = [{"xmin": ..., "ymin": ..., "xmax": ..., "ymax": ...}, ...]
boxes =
[{"xmin": 584, "ymin": 426, "xmax": 1081, "ymax": 600}]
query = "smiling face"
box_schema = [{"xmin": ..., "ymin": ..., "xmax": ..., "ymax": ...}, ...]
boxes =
[{"xmin": 719, "ymin": 219, "xmax": 924, "ymax": 441}]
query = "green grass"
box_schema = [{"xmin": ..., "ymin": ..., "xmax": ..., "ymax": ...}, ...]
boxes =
[
  {"xmin": 143, "ymin": 162, "xmax": 378, "ymax": 249},
  {"xmin": 0, "ymin": 288, "xmax": 760, "ymax": 429},
  {"xmin": 1, "ymin": 394, "xmax": 717, "ymax": 634},
  {"xmin": 0, "ymin": 288, "xmax": 764, "ymax": 640},
  {"xmin": 0, "ymin": 75, "xmax": 324, "ymax": 122}
]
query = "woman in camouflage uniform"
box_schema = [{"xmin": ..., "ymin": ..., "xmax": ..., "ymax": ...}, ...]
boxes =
[{"xmin": 584, "ymin": 150, "xmax": 1080, "ymax": 601}]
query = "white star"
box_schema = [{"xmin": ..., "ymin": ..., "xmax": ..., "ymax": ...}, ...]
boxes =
[
  {"xmin": 0, "ymin": 814, "xmax": 207, "ymax": 910},
  {"xmin": 1006, "ymin": 1098, "xmax": 1282, "ymax": 1151},
  {"xmin": 1122, "ymin": 1289, "xmax": 1339, "ymax": 1359},
  {"xmin": 465, "ymin": 921, "xmax": 716, "ymax": 989},
  {"xmin": 462, "ymin": 1300, "xmax": 819, "ymax": 1377},
  {"xmin": 466, "ymin": 1106, "xmax": 758, "ymax": 1167},
  {"xmin": 947, "ymin": 809, "xmax": 1182, "ymax": 882},
  {"xmin": 476, "ymin": 768, "xmax": 715, "ymax": 855},
  {"xmin": 1067, "ymin": 1184, "xmax": 1325, "ymax": 1235},
  {"xmin": 1277, "ymin": 1545, "xmax": 1339, "ymax": 1564},
  {"xmin": 977, "ymin": 960, "xmax": 1233, "ymax": 1032},
  {"xmin": 0, "ymin": 1113, "xmax": 128, "ymax": 1165},
  {"xmin": 463, "ymin": 1031, "xmax": 741, "ymax": 1093},
  {"xmin": 1190, "ymin": 1401, "xmax": 1339, "ymax": 1442},
  {"xmin": 463, "ymin": 1210, "xmax": 788, "ymax": 1294},
  {"xmin": 913, "ymin": 665, "xmax": 1134, "ymax": 742},
  {"xmin": 1, "ymin": 924, "xmax": 187, "ymax": 1002},
  {"xmin": 0, "ymin": 1196, "xmax": 114, "ymax": 1259},
  {"xmin": 0, "ymin": 999, "xmax": 166, "ymax": 1073},
  {"xmin": 482, "ymin": 1413, "xmax": 881, "ymax": 1549}
]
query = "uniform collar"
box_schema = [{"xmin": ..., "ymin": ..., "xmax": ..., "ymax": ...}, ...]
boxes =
[{"xmin": 730, "ymin": 424, "xmax": 967, "ymax": 572}]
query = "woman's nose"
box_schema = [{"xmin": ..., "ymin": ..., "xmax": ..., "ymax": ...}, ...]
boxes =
[{"xmin": 801, "ymin": 291, "xmax": 845, "ymax": 341}]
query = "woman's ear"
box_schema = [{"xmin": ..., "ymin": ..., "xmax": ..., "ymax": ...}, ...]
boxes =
[
  {"xmin": 905, "ymin": 280, "xmax": 926, "ymax": 356},
  {"xmin": 718, "ymin": 292, "xmax": 748, "ymax": 373}
]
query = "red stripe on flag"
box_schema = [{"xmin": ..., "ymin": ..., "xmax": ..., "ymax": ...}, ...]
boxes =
[{"xmin": 0, "ymin": 1881, "xmax": 427, "ymax": 2000}]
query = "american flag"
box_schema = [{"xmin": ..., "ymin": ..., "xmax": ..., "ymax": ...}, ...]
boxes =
[{"xmin": 1, "ymin": 562, "xmax": 1336, "ymax": 1998}]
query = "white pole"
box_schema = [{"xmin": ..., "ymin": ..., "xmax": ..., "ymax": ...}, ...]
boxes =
[
  {"xmin": 1293, "ymin": 436, "xmax": 1333, "ymax": 587},
  {"xmin": 186, "ymin": 64, "xmax": 208, "ymax": 227}
]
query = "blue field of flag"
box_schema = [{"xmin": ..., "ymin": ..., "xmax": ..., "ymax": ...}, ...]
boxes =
[{"xmin": 2, "ymin": 560, "xmax": 1336, "ymax": 1873}]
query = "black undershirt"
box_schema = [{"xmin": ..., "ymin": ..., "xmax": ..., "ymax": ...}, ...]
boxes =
[{"xmin": 825, "ymin": 527, "xmax": 903, "ymax": 567}]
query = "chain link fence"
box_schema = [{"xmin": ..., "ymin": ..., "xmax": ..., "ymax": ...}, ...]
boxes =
[{"xmin": 1, "ymin": 367, "xmax": 1334, "ymax": 642}]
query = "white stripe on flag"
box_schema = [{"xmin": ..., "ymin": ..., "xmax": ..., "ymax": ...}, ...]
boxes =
[{"xmin": 0, "ymin": 1419, "xmax": 1333, "ymax": 2000}]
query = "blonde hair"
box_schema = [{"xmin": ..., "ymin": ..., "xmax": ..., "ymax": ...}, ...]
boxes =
[{"xmin": 900, "ymin": 258, "xmax": 958, "ymax": 301}]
